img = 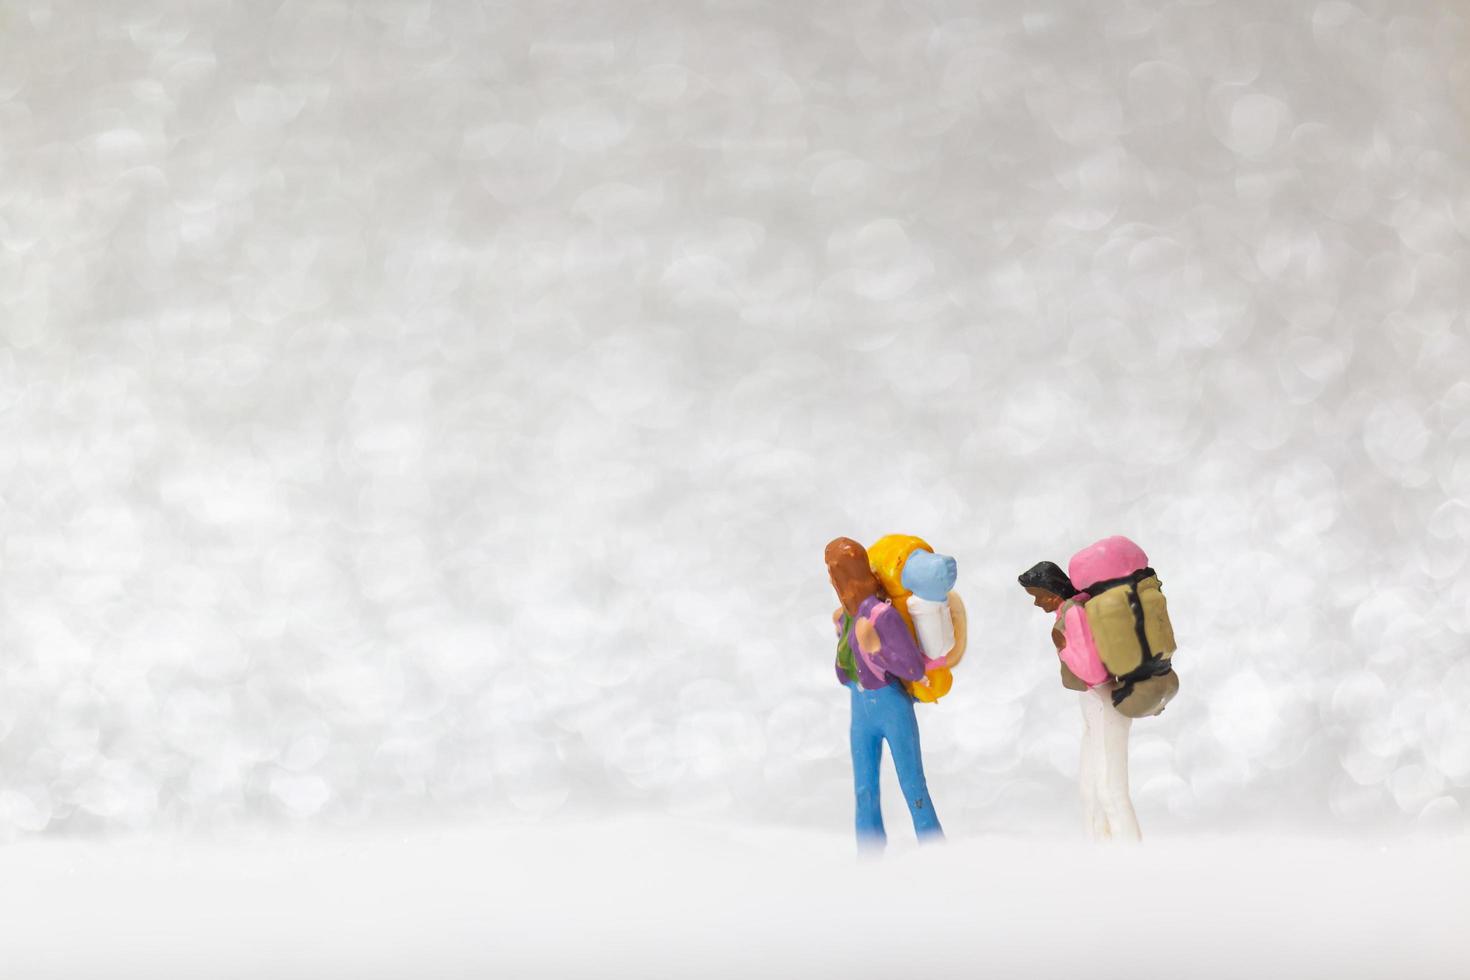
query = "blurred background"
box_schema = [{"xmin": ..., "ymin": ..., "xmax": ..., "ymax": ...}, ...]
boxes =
[{"xmin": 0, "ymin": 0, "xmax": 1466, "ymax": 841}]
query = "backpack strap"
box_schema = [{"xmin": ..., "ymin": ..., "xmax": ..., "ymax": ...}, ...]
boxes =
[
  {"xmin": 1081, "ymin": 567, "xmax": 1156, "ymax": 596},
  {"xmin": 1124, "ymin": 583, "xmax": 1151, "ymax": 666},
  {"xmin": 1112, "ymin": 655, "xmax": 1175, "ymax": 708}
]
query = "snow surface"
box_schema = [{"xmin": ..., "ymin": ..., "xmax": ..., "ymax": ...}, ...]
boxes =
[{"xmin": 0, "ymin": 819, "xmax": 1465, "ymax": 979}]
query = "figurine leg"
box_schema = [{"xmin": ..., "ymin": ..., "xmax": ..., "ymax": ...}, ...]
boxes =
[
  {"xmin": 849, "ymin": 685, "xmax": 887, "ymax": 848},
  {"xmin": 1078, "ymin": 691, "xmax": 1109, "ymax": 841},
  {"xmin": 879, "ymin": 686, "xmax": 944, "ymax": 841},
  {"xmin": 1096, "ymin": 689, "xmax": 1142, "ymax": 843}
]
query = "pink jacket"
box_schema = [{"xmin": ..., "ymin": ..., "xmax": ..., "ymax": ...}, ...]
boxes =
[
  {"xmin": 1056, "ymin": 601, "xmax": 1108, "ymax": 687},
  {"xmin": 1057, "ymin": 536, "xmax": 1151, "ymax": 688}
]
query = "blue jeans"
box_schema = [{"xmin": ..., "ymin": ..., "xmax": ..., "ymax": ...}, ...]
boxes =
[{"xmin": 849, "ymin": 681, "xmax": 943, "ymax": 846}]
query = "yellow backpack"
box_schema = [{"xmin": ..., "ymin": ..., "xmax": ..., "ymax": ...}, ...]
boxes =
[{"xmin": 867, "ymin": 534, "xmax": 967, "ymax": 703}]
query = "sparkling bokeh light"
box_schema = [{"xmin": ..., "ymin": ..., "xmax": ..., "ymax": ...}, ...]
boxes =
[{"xmin": 0, "ymin": 0, "xmax": 1466, "ymax": 838}]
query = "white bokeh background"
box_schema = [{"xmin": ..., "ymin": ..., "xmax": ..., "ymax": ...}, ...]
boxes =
[{"xmin": 1, "ymin": 0, "xmax": 1468, "ymax": 843}]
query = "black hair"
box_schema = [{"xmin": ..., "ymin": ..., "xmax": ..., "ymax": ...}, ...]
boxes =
[{"xmin": 1017, "ymin": 561, "xmax": 1077, "ymax": 599}]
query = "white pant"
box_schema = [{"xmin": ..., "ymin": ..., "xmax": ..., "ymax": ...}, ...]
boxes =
[{"xmin": 1078, "ymin": 685, "xmax": 1141, "ymax": 842}]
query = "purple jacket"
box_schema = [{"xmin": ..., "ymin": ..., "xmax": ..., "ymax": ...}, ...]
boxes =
[{"xmin": 835, "ymin": 596, "xmax": 928, "ymax": 690}]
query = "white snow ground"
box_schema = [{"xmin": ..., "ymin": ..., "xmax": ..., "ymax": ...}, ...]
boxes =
[{"xmin": 0, "ymin": 818, "xmax": 1465, "ymax": 979}]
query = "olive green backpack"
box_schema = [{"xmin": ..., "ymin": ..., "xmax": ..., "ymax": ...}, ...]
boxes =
[{"xmin": 1082, "ymin": 568, "xmax": 1179, "ymax": 718}]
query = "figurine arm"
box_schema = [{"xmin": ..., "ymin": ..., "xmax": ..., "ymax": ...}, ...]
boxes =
[{"xmin": 1059, "ymin": 661, "xmax": 1089, "ymax": 691}]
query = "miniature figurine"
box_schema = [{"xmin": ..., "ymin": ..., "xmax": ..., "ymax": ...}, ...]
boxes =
[
  {"xmin": 826, "ymin": 536, "xmax": 943, "ymax": 848},
  {"xmin": 1019, "ymin": 536, "xmax": 1177, "ymax": 843}
]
